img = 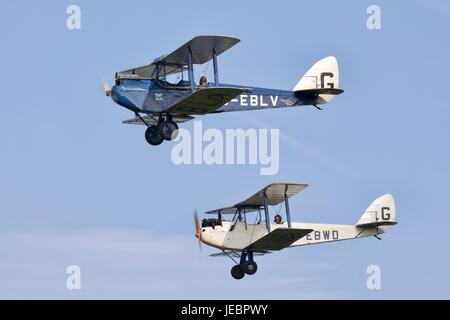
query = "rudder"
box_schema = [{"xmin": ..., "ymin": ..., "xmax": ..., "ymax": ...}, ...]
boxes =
[
  {"xmin": 293, "ymin": 56, "xmax": 343, "ymax": 105},
  {"xmin": 356, "ymin": 194, "xmax": 397, "ymax": 231}
]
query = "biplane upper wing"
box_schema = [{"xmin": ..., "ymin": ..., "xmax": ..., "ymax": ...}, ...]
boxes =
[
  {"xmin": 167, "ymin": 87, "xmax": 250, "ymax": 115},
  {"xmin": 239, "ymin": 183, "xmax": 309, "ymax": 207},
  {"xmin": 117, "ymin": 61, "xmax": 184, "ymax": 80},
  {"xmin": 246, "ymin": 228, "xmax": 313, "ymax": 252},
  {"xmin": 205, "ymin": 206, "xmax": 239, "ymax": 215},
  {"xmin": 158, "ymin": 35, "xmax": 240, "ymax": 65},
  {"xmin": 118, "ymin": 35, "xmax": 240, "ymax": 79},
  {"xmin": 205, "ymin": 183, "xmax": 309, "ymax": 215}
]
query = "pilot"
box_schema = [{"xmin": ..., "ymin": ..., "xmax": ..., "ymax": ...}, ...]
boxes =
[
  {"xmin": 198, "ymin": 75, "xmax": 208, "ymax": 87},
  {"xmin": 274, "ymin": 214, "xmax": 283, "ymax": 224}
]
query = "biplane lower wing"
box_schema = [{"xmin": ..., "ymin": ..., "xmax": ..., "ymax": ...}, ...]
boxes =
[
  {"xmin": 246, "ymin": 228, "xmax": 313, "ymax": 252},
  {"xmin": 122, "ymin": 114, "xmax": 195, "ymax": 126},
  {"xmin": 210, "ymin": 250, "xmax": 271, "ymax": 258},
  {"xmin": 167, "ymin": 87, "xmax": 250, "ymax": 115}
]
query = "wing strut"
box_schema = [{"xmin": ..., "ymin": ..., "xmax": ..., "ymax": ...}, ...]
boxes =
[
  {"xmin": 135, "ymin": 112, "xmax": 151, "ymax": 128},
  {"xmin": 213, "ymin": 49, "xmax": 219, "ymax": 86},
  {"xmin": 263, "ymin": 192, "xmax": 270, "ymax": 232},
  {"xmin": 187, "ymin": 46, "xmax": 195, "ymax": 92},
  {"xmin": 284, "ymin": 184, "xmax": 292, "ymax": 228}
]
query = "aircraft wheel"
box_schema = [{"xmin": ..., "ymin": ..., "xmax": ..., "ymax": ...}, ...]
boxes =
[
  {"xmin": 244, "ymin": 261, "xmax": 258, "ymax": 275},
  {"xmin": 159, "ymin": 121, "xmax": 179, "ymax": 141},
  {"xmin": 231, "ymin": 265, "xmax": 245, "ymax": 280},
  {"xmin": 145, "ymin": 126, "xmax": 164, "ymax": 146}
]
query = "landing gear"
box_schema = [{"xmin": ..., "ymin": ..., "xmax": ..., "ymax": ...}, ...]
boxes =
[
  {"xmin": 145, "ymin": 126, "xmax": 164, "ymax": 146},
  {"xmin": 230, "ymin": 249, "xmax": 258, "ymax": 280},
  {"xmin": 244, "ymin": 261, "xmax": 258, "ymax": 275},
  {"xmin": 231, "ymin": 265, "xmax": 245, "ymax": 280},
  {"xmin": 159, "ymin": 120, "xmax": 179, "ymax": 141},
  {"xmin": 137, "ymin": 113, "xmax": 178, "ymax": 146}
]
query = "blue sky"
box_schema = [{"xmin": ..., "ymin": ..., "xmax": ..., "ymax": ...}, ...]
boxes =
[{"xmin": 0, "ymin": 0, "xmax": 449, "ymax": 299}]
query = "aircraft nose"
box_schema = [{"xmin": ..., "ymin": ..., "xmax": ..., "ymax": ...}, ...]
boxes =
[
  {"xmin": 198, "ymin": 228, "xmax": 209, "ymax": 242},
  {"xmin": 110, "ymin": 85, "xmax": 119, "ymax": 102}
]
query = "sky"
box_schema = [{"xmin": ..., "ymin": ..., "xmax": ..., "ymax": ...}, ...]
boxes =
[{"xmin": 0, "ymin": 0, "xmax": 449, "ymax": 299}]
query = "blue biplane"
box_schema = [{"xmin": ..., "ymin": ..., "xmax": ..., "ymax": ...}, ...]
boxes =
[{"xmin": 103, "ymin": 35, "xmax": 344, "ymax": 145}]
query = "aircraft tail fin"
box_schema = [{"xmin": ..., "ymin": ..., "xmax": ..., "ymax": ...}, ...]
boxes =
[
  {"xmin": 293, "ymin": 56, "xmax": 343, "ymax": 105},
  {"xmin": 356, "ymin": 194, "xmax": 397, "ymax": 233}
]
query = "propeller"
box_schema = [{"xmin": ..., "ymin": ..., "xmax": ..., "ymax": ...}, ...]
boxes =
[
  {"xmin": 194, "ymin": 209, "xmax": 202, "ymax": 250},
  {"xmin": 102, "ymin": 80, "xmax": 112, "ymax": 97}
]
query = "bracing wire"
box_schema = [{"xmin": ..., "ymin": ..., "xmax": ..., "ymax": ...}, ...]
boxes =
[{"xmin": 248, "ymin": 212, "xmax": 259, "ymax": 245}]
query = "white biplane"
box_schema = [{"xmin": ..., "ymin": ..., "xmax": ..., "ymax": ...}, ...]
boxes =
[{"xmin": 194, "ymin": 183, "xmax": 397, "ymax": 279}]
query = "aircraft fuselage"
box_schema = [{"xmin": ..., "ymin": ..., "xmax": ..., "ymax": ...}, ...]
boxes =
[
  {"xmin": 110, "ymin": 79, "xmax": 304, "ymax": 115},
  {"xmin": 200, "ymin": 220, "xmax": 382, "ymax": 251}
]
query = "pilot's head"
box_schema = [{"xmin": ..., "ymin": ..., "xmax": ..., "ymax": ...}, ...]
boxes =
[
  {"xmin": 199, "ymin": 75, "xmax": 208, "ymax": 86},
  {"xmin": 274, "ymin": 215, "xmax": 282, "ymax": 224}
]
